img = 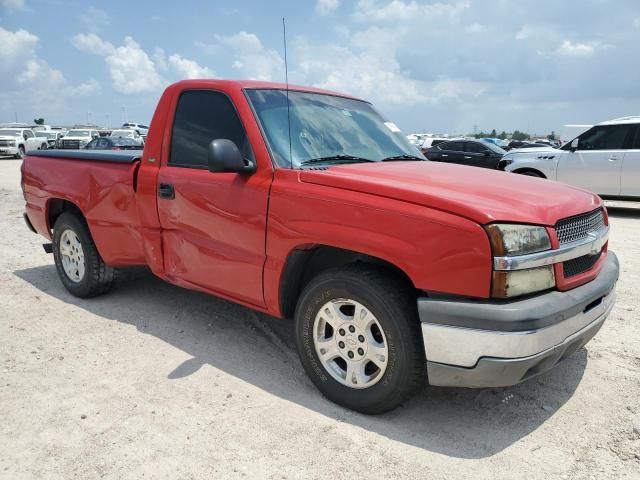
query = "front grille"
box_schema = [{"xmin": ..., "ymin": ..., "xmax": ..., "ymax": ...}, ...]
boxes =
[
  {"xmin": 563, "ymin": 252, "xmax": 602, "ymax": 278},
  {"xmin": 0, "ymin": 140, "xmax": 14, "ymax": 147},
  {"xmin": 555, "ymin": 208, "xmax": 605, "ymax": 245},
  {"xmin": 62, "ymin": 140, "xmax": 80, "ymax": 149}
]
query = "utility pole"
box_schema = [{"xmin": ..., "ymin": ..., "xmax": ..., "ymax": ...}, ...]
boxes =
[
  {"xmin": 14, "ymin": 112, "xmax": 18, "ymax": 123},
  {"xmin": 473, "ymin": 124, "xmax": 478, "ymax": 136}
]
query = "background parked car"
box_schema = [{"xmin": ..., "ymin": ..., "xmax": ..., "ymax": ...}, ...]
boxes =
[
  {"xmin": 424, "ymin": 139, "xmax": 506, "ymax": 169},
  {"xmin": 109, "ymin": 129, "xmax": 144, "ymax": 146},
  {"xmin": 85, "ymin": 136, "xmax": 142, "ymax": 150},
  {"xmin": 38, "ymin": 131, "xmax": 63, "ymax": 149},
  {"xmin": 122, "ymin": 122, "xmax": 149, "ymax": 136},
  {"xmin": 0, "ymin": 128, "xmax": 48, "ymax": 158},
  {"xmin": 500, "ymin": 116, "xmax": 640, "ymax": 197},
  {"xmin": 60, "ymin": 129, "xmax": 100, "ymax": 149}
]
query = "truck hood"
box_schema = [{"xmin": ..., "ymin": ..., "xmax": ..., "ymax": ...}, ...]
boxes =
[
  {"xmin": 0, "ymin": 136, "xmax": 18, "ymax": 140},
  {"xmin": 62, "ymin": 136, "xmax": 91, "ymax": 141},
  {"xmin": 299, "ymin": 161, "xmax": 601, "ymax": 225}
]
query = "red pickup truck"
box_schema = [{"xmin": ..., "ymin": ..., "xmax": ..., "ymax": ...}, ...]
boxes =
[{"xmin": 21, "ymin": 80, "xmax": 619, "ymax": 413}]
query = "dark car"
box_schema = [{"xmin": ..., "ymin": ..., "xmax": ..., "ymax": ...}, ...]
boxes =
[
  {"xmin": 424, "ymin": 139, "xmax": 506, "ymax": 169},
  {"xmin": 84, "ymin": 137, "xmax": 142, "ymax": 150}
]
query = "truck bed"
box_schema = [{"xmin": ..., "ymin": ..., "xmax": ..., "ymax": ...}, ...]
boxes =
[{"xmin": 22, "ymin": 151, "xmax": 147, "ymax": 265}]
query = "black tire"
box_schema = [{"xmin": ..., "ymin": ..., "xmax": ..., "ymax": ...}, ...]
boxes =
[
  {"xmin": 295, "ymin": 264, "xmax": 424, "ymax": 414},
  {"xmin": 52, "ymin": 211, "xmax": 117, "ymax": 298},
  {"xmin": 16, "ymin": 145, "xmax": 25, "ymax": 159}
]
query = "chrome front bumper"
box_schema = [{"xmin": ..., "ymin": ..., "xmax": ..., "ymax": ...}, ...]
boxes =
[{"xmin": 418, "ymin": 252, "xmax": 619, "ymax": 387}]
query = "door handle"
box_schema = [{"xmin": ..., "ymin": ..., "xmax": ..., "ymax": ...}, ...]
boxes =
[
  {"xmin": 608, "ymin": 157, "xmax": 618, "ymax": 162},
  {"xmin": 441, "ymin": 154, "xmax": 448, "ymax": 157},
  {"xmin": 464, "ymin": 156, "xmax": 472, "ymax": 159},
  {"xmin": 158, "ymin": 183, "xmax": 175, "ymax": 199}
]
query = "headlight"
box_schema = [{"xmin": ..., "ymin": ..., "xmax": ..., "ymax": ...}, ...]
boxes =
[
  {"xmin": 485, "ymin": 224, "xmax": 551, "ymax": 256},
  {"xmin": 485, "ymin": 224, "xmax": 554, "ymax": 298}
]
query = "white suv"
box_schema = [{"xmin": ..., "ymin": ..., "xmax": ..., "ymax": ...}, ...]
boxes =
[
  {"xmin": 0, "ymin": 128, "xmax": 49, "ymax": 158},
  {"xmin": 500, "ymin": 116, "xmax": 640, "ymax": 198}
]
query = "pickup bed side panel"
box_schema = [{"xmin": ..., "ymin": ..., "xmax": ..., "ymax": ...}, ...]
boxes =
[
  {"xmin": 23, "ymin": 156, "xmax": 146, "ymax": 265},
  {"xmin": 263, "ymin": 170, "xmax": 492, "ymax": 316}
]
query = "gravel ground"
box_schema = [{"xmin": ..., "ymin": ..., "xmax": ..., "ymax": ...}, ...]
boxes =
[{"xmin": 1, "ymin": 157, "xmax": 638, "ymax": 479}]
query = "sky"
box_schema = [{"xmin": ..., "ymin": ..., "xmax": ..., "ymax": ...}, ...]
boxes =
[{"xmin": 1, "ymin": 0, "xmax": 639, "ymax": 135}]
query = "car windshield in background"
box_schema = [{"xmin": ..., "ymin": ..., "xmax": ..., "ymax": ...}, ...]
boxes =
[
  {"xmin": 41, "ymin": 132, "xmax": 57, "ymax": 138},
  {"xmin": 481, "ymin": 141, "xmax": 507, "ymax": 155},
  {"xmin": 67, "ymin": 130, "xmax": 90, "ymax": 136},
  {"xmin": 0, "ymin": 129, "xmax": 21, "ymax": 136},
  {"xmin": 112, "ymin": 137, "xmax": 138, "ymax": 146},
  {"xmin": 110, "ymin": 130, "xmax": 133, "ymax": 137},
  {"xmin": 246, "ymin": 89, "xmax": 422, "ymax": 168}
]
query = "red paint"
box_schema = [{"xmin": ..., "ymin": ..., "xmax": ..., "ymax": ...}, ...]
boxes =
[{"xmin": 22, "ymin": 79, "xmax": 608, "ymax": 317}]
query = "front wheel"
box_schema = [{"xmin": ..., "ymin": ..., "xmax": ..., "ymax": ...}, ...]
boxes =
[
  {"xmin": 16, "ymin": 145, "xmax": 25, "ymax": 159},
  {"xmin": 295, "ymin": 265, "xmax": 424, "ymax": 414},
  {"xmin": 52, "ymin": 212, "xmax": 117, "ymax": 298}
]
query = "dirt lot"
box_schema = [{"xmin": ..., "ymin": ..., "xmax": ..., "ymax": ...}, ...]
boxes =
[{"xmin": 1, "ymin": 157, "xmax": 638, "ymax": 479}]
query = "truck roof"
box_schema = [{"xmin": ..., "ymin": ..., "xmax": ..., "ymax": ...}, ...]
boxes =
[{"xmin": 171, "ymin": 79, "xmax": 363, "ymax": 101}]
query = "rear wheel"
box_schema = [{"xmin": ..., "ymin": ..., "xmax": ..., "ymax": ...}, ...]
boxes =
[
  {"xmin": 295, "ymin": 264, "xmax": 424, "ymax": 414},
  {"xmin": 52, "ymin": 212, "xmax": 117, "ymax": 298}
]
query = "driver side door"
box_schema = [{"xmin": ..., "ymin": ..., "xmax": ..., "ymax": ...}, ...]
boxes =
[{"xmin": 156, "ymin": 89, "xmax": 271, "ymax": 307}]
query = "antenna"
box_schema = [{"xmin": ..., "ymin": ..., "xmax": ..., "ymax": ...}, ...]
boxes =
[{"xmin": 283, "ymin": 17, "xmax": 293, "ymax": 169}]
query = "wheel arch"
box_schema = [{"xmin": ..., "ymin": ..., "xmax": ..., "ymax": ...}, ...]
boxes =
[
  {"xmin": 279, "ymin": 245, "xmax": 416, "ymax": 319},
  {"xmin": 47, "ymin": 198, "xmax": 85, "ymax": 232},
  {"xmin": 513, "ymin": 167, "xmax": 547, "ymax": 178}
]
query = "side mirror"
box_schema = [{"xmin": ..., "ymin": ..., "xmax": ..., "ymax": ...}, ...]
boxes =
[
  {"xmin": 23, "ymin": 135, "xmax": 28, "ymax": 141},
  {"xmin": 570, "ymin": 138, "xmax": 579, "ymax": 151},
  {"xmin": 207, "ymin": 139, "xmax": 255, "ymax": 174}
]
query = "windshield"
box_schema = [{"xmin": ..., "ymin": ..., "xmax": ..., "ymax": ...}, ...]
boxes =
[
  {"xmin": 67, "ymin": 130, "xmax": 90, "ymax": 136},
  {"xmin": 480, "ymin": 141, "xmax": 507, "ymax": 155},
  {"xmin": 246, "ymin": 89, "xmax": 421, "ymax": 168},
  {"xmin": 110, "ymin": 130, "xmax": 133, "ymax": 137},
  {"xmin": 0, "ymin": 129, "xmax": 21, "ymax": 136}
]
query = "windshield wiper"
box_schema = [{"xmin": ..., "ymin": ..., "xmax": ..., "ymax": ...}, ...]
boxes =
[
  {"xmin": 380, "ymin": 155, "xmax": 424, "ymax": 162},
  {"xmin": 300, "ymin": 155, "xmax": 375, "ymax": 166}
]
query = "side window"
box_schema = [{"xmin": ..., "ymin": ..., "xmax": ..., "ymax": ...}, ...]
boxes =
[
  {"xmin": 632, "ymin": 125, "xmax": 640, "ymax": 149},
  {"xmin": 578, "ymin": 125, "xmax": 632, "ymax": 150},
  {"xmin": 443, "ymin": 141, "xmax": 463, "ymax": 151},
  {"xmin": 465, "ymin": 142, "xmax": 488, "ymax": 154},
  {"xmin": 170, "ymin": 90, "xmax": 251, "ymax": 168},
  {"xmin": 25, "ymin": 130, "xmax": 34, "ymax": 138}
]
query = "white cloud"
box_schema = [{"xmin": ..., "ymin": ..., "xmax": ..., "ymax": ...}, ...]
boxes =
[
  {"xmin": 214, "ymin": 31, "xmax": 283, "ymax": 81},
  {"xmin": 72, "ymin": 33, "xmax": 115, "ymax": 56},
  {"xmin": 0, "ymin": 27, "xmax": 99, "ymax": 120},
  {"xmin": 556, "ymin": 40, "xmax": 598, "ymax": 57},
  {"xmin": 72, "ymin": 33, "xmax": 214, "ymax": 93},
  {"xmin": 354, "ymin": 0, "xmax": 470, "ymax": 22},
  {"xmin": 167, "ymin": 54, "xmax": 215, "ymax": 79},
  {"xmin": 78, "ymin": 7, "xmax": 110, "ymax": 33},
  {"xmin": 316, "ymin": 0, "xmax": 339, "ymax": 15},
  {"xmin": 0, "ymin": 0, "xmax": 25, "ymax": 10}
]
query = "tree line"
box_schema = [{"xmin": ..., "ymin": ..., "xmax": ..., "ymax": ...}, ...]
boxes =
[{"xmin": 468, "ymin": 129, "xmax": 557, "ymax": 141}]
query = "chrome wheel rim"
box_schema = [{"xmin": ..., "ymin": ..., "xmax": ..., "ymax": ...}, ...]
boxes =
[
  {"xmin": 59, "ymin": 229, "xmax": 85, "ymax": 283},
  {"xmin": 313, "ymin": 298, "xmax": 389, "ymax": 389}
]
